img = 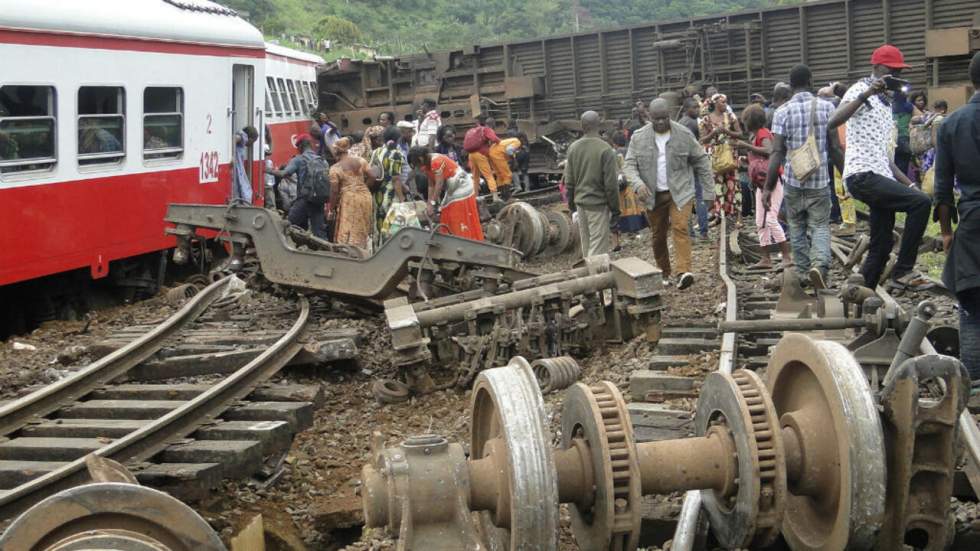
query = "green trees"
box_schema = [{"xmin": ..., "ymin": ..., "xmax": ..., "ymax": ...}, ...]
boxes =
[{"xmin": 231, "ymin": 0, "xmax": 779, "ymax": 55}]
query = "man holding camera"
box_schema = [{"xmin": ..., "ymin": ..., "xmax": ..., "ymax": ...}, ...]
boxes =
[{"xmin": 829, "ymin": 44, "xmax": 932, "ymax": 291}]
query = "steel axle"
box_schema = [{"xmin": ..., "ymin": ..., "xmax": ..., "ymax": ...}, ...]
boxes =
[{"xmin": 361, "ymin": 334, "xmax": 890, "ymax": 551}]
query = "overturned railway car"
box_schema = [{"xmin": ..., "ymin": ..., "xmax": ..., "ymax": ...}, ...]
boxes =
[{"xmin": 317, "ymin": 0, "xmax": 979, "ymax": 178}]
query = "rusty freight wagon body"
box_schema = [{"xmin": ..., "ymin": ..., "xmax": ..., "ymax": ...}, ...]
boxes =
[{"xmin": 317, "ymin": 0, "xmax": 979, "ymax": 178}]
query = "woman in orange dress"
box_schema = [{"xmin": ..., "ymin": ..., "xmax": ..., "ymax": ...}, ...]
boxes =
[
  {"xmin": 328, "ymin": 138, "xmax": 374, "ymax": 250},
  {"xmin": 407, "ymin": 146, "xmax": 484, "ymax": 241}
]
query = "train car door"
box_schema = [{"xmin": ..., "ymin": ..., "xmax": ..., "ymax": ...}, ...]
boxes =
[{"xmin": 231, "ymin": 64, "xmax": 255, "ymax": 181}]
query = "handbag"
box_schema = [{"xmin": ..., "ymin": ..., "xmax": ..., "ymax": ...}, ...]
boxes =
[
  {"xmin": 712, "ymin": 142, "xmax": 737, "ymax": 175},
  {"xmin": 910, "ymin": 114, "xmax": 941, "ymax": 155},
  {"xmin": 787, "ymin": 98, "xmax": 821, "ymax": 182}
]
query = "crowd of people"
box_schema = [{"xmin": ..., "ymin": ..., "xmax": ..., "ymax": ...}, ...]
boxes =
[
  {"xmin": 563, "ymin": 45, "xmax": 980, "ymax": 379},
  {"xmin": 231, "ymin": 46, "xmax": 979, "ymax": 380},
  {"xmin": 240, "ymin": 100, "xmax": 531, "ymax": 253}
]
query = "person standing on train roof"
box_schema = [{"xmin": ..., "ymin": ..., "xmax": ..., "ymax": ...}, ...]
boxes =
[
  {"xmin": 564, "ymin": 111, "xmax": 620, "ymax": 258},
  {"xmin": 625, "ymin": 100, "xmax": 714, "ymax": 290},
  {"xmin": 829, "ymin": 44, "xmax": 933, "ymax": 291},
  {"xmin": 934, "ymin": 52, "xmax": 980, "ymax": 381},
  {"xmin": 232, "ymin": 126, "xmax": 258, "ymax": 204},
  {"xmin": 765, "ymin": 64, "xmax": 838, "ymax": 290}
]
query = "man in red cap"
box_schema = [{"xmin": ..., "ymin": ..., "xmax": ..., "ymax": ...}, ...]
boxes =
[{"xmin": 829, "ymin": 44, "xmax": 932, "ymax": 291}]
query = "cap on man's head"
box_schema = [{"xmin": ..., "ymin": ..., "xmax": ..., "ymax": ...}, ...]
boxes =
[
  {"xmin": 871, "ymin": 44, "xmax": 909, "ymax": 69},
  {"xmin": 396, "ymin": 120, "xmax": 415, "ymax": 129}
]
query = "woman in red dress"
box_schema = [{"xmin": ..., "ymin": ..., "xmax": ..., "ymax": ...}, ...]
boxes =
[{"xmin": 407, "ymin": 146, "xmax": 484, "ymax": 241}]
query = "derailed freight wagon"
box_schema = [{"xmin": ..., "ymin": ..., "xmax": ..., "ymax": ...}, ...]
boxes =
[{"xmin": 316, "ymin": 0, "xmax": 978, "ymax": 180}]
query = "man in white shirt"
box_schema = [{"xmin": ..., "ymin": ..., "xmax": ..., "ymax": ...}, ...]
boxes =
[
  {"xmin": 624, "ymin": 99, "xmax": 714, "ymax": 290},
  {"xmin": 829, "ymin": 44, "xmax": 932, "ymax": 291}
]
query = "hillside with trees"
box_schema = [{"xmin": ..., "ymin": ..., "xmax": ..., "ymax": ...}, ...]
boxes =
[{"xmin": 222, "ymin": 0, "xmax": 784, "ymax": 58}]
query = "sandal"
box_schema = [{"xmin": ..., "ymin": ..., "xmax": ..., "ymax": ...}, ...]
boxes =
[{"xmin": 889, "ymin": 271, "xmax": 936, "ymax": 291}]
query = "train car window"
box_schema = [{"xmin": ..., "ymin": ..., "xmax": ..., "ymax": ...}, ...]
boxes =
[
  {"xmin": 308, "ymin": 81, "xmax": 318, "ymax": 105},
  {"xmin": 77, "ymin": 86, "xmax": 125, "ymax": 166},
  {"xmin": 267, "ymin": 77, "xmax": 283, "ymax": 118},
  {"xmin": 276, "ymin": 79, "xmax": 294, "ymax": 116},
  {"xmin": 143, "ymin": 87, "xmax": 183, "ymax": 161},
  {"xmin": 286, "ymin": 80, "xmax": 302, "ymax": 117},
  {"xmin": 302, "ymin": 82, "xmax": 315, "ymax": 110},
  {"xmin": 264, "ymin": 89, "xmax": 272, "ymax": 118},
  {"xmin": 0, "ymin": 85, "xmax": 57, "ymax": 175},
  {"xmin": 294, "ymin": 80, "xmax": 309, "ymax": 117}
]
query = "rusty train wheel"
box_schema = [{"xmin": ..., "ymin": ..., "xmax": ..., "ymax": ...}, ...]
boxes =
[
  {"xmin": 695, "ymin": 370, "xmax": 785, "ymax": 549},
  {"xmin": 560, "ymin": 381, "xmax": 642, "ymax": 551},
  {"xmin": 767, "ymin": 334, "xmax": 886, "ymax": 551},
  {"xmin": 470, "ymin": 357, "xmax": 559, "ymax": 550},
  {"xmin": 0, "ymin": 483, "xmax": 225, "ymax": 551}
]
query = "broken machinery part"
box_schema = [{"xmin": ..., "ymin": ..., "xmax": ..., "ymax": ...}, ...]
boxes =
[
  {"xmin": 0, "ymin": 481, "xmax": 226, "ymax": 551},
  {"xmin": 362, "ymin": 332, "xmax": 963, "ymax": 550},
  {"xmin": 165, "ymin": 204, "xmax": 531, "ymax": 301},
  {"xmin": 531, "ymin": 356, "xmax": 581, "ymax": 393},
  {"xmin": 483, "ymin": 201, "xmax": 578, "ymax": 260},
  {"xmin": 383, "ymin": 254, "xmax": 663, "ymax": 392}
]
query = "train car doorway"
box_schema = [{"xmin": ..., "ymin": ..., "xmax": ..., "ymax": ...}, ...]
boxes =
[{"xmin": 231, "ymin": 64, "xmax": 255, "ymax": 180}]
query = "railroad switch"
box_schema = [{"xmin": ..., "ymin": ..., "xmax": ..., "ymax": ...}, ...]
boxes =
[{"xmin": 361, "ymin": 334, "xmax": 968, "ymax": 551}]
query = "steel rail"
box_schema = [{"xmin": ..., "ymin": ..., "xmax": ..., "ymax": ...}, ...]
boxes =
[
  {"xmin": 673, "ymin": 214, "xmax": 736, "ymax": 550},
  {"xmin": 0, "ymin": 276, "xmax": 233, "ymax": 437},
  {"xmin": 0, "ymin": 297, "xmax": 310, "ymax": 521}
]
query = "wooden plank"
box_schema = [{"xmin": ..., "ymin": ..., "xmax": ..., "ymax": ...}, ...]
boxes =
[
  {"xmin": 224, "ymin": 402, "xmax": 314, "ymax": 433},
  {"xmin": 646, "ymin": 356, "xmax": 690, "ymax": 371},
  {"xmin": 231, "ymin": 514, "xmax": 265, "ymax": 551},
  {"xmin": 0, "ymin": 460, "xmax": 67, "ymax": 488},
  {"xmin": 660, "ymin": 327, "xmax": 718, "ymax": 339},
  {"xmin": 22, "ymin": 419, "xmax": 147, "ymax": 439},
  {"xmin": 655, "ymin": 338, "xmax": 719, "ymax": 355},
  {"xmin": 628, "ymin": 403, "xmax": 693, "ymax": 441},
  {"xmin": 194, "ymin": 420, "xmax": 292, "ymax": 455},
  {"xmin": 630, "ymin": 371, "xmax": 698, "ymax": 401},
  {"xmin": 157, "ymin": 440, "xmax": 261, "ymax": 478},
  {"xmin": 134, "ymin": 462, "xmax": 224, "ymax": 500},
  {"xmin": 57, "ymin": 400, "xmax": 183, "ymax": 420},
  {"xmin": 0, "ymin": 437, "xmax": 104, "ymax": 461},
  {"xmin": 90, "ymin": 383, "xmax": 325, "ymax": 406}
]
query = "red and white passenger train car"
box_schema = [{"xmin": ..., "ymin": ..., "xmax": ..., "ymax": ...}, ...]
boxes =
[
  {"xmin": 263, "ymin": 42, "xmax": 323, "ymax": 167},
  {"xmin": 0, "ymin": 0, "xmax": 270, "ymax": 321}
]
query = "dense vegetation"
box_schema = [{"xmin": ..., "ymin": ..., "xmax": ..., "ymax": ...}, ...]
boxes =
[{"xmin": 222, "ymin": 0, "xmax": 784, "ymax": 58}]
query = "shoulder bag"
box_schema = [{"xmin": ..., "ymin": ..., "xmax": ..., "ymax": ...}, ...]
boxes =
[{"xmin": 787, "ymin": 98, "xmax": 821, "ymax": 182}]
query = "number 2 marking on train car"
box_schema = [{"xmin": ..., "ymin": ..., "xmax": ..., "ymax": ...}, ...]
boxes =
[
  {"xmin": 199, "ymin": 151, "xmax": 219, "ymax": 183},
  {"xmin": 206, "ymin": 114, "xmax": 213, "ymax": 134}
]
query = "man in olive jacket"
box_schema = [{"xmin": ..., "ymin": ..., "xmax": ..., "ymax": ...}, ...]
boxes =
[
  {"xmin": 624, "ymin": 98, "xmax": 714, "ymax": 289},
  {"xmin": 564, "ymin": 110, "xmax": 621, "ymax": 257}
]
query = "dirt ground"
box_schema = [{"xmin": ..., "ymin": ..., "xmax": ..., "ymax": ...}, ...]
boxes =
[
  {"xmin": 186, "ymin": 221, "xmax": 725, "ymax": 551},
  {"xmin": 4, "ymin": 210, "xmax": 975, "ymax": 550}
]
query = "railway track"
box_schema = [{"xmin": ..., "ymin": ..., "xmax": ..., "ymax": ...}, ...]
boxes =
[
  {"xmin": 0, "ymin": 276, "xmax": 316, "ymax": 522},
  {"xmin": 664, "ymin": 215, "xmax": 980, "ymax": 550}
]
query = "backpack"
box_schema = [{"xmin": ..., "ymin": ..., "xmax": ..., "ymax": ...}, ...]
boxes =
[
  {"xmin": 463, "ymin": 126, "xmax": 487, "ymax": 153},
  {"xmin": 299, "ymin": 154, "xmax": 330, "ymax": 204}
]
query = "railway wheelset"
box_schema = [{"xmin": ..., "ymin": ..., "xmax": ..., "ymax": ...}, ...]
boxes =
[{"xmin": 361, "ymin": 333, "xmax": 969, "ymax": 551}]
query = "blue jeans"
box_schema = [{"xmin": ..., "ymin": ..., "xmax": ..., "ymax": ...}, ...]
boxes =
[
  {"xmin": 689, "ymin": 174, "xmax": 709, "ymax": 237},
  {"xmin": 960, "ymin": 289, "xmax": 980, "ymax": 381},
  {"xmin": 783, "ymin": 185, "xmax": 831, "ymax": 276}
]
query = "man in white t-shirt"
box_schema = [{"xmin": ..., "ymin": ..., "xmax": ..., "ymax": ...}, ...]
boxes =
[{"xmin": 829, "ymin": 44, "xmax": 932, "ymax": 291}]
